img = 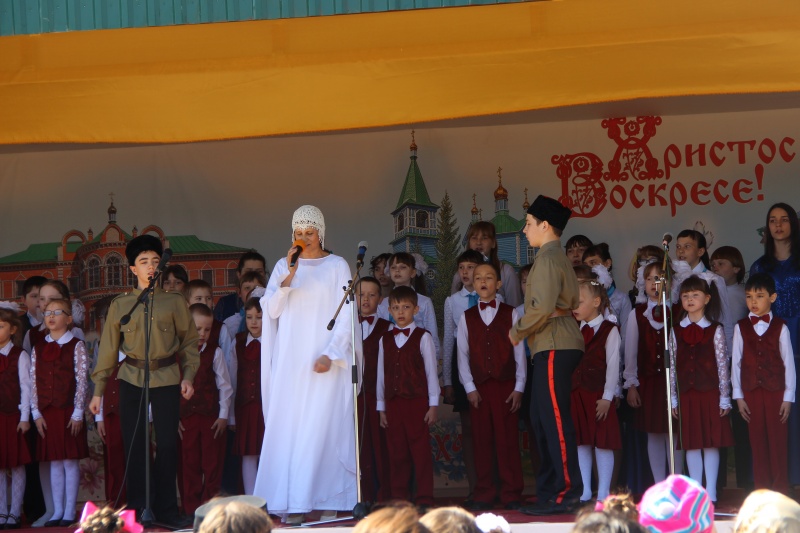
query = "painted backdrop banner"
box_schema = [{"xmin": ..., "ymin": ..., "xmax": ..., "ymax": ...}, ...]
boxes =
[{"xmin": 1, "ymin": 106, "xmax": 798, "ymax": 500}]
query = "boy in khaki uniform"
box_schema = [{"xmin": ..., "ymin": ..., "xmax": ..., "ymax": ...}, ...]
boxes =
[
  {"xmin": 90, "ymin": 235, "xmax": 199, "ymax": 528},
  {"xmin": 510, "ymin": 196, "xmax": 585, "ymax": 515}
]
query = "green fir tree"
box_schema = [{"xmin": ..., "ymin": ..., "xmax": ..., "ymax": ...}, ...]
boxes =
[{"xmin": 432, "ymin": 191, "xmax": 461, "ymax": 337}]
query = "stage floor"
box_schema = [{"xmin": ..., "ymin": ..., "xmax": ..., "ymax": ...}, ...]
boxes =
[{"xmin": 15, "ymin": 489, "xmax": 748, "ymax": 532}]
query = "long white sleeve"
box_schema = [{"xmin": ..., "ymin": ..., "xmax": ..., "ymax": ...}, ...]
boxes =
[
  {"xmin": 781, "ymin": 326, "xmax": 796, "ymax": 403},
  {"xmin": 376, "ymin": 339, "xmax": 386, "ymax": 412},
  {"xmin": 603, "ymin": 327, "xmax": 621, "ymax": 402},
  {"xmin": 442, "ymin": 297, "xmax": 456, "ymax": 386},
  {"xmin": 212, "ymin": 347, "xmax": 233, "ymax": 420},
  {"xmin": 731, "ymin": 324, "xmax": 745, "ymax": 400},
  {"xmin": 228, "ymin": 333, "xmax": 239, "ymax": 426},
  {"xmin": 17, "ymin": 349, "xmax": 32, "ymax": 423},
  {"xmin": 623, "ymin": 309, "xmax": 640, "ymax": 388},
  {"xmin": 417, "ymin": 295, "xmax": 440, "ymax": 359},
  {"xmin": 262, "ymin": 260, "xmax": 294, "ymax": 320},
  {"xmin": 420, "ymin": 331, "xmax": 441, "ymax": 407},
  {"xmin": 500, "ymin": 264, "xmax": 522, "ymax": 308}
]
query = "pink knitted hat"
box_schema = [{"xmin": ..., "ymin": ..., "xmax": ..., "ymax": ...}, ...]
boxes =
[{"xmin": 638, "ymin": 475, "xmax": 714, "ymax": 533}]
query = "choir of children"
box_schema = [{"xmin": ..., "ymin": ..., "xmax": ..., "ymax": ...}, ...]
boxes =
[{"xmin": 5, "ymin": 199, "xmax": 799, "ymax": 527}]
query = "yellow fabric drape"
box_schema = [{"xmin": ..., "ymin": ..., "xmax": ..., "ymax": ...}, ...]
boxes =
[{"xmin": 1, "ymin": 0, "xmax": 800, "ymax": 144}]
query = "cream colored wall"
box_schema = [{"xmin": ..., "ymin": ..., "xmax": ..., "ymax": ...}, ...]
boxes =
[{"xmin": 1, "ymin": 103, "xmax": 798, "ymax": 293}]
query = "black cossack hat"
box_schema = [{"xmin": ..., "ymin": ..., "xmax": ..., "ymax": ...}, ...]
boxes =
[
  {"xmin": 527, "ymin": 195, "xmax": 572, "ymax": 231},
  {"xmin": 126, "ymin": 234, "xmax": 163, "ymax": 265}
]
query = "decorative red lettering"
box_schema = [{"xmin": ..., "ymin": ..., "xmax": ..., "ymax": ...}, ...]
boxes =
[
  {"xmin": 713, "ymin": 180, "xmax": 730, "ymax": 204},
  {"xmin": 732, "ymin": 179, "xmax": 754, "ymax": 204},
  {"xmin": 663, "ymin": 144, "xmax": 681, "ymax": 179},
  {"xmin": 727, "ymin": 140, "xmax": 756, "ymax": 164},
  {"xmin": 685, "ymin": 144, "xmax": 706, "ymax": 167},
  {"xmin": 758, "ymin": 139, "xmax": 776, "ymax": 164},
  {"xmin": 780, "ymin": 137, "xmax": 796, "ymax": 162},
  {"xmin": 710, "ymin": 141, "xmax": 726, "ymax": 166},
  {"xmin": 609, "ymin": 185, "xmax": 626, "ymax": 209},
  {"xmin": 690, "ymin": 181, "xmax": 712, "ymax": 206},
  {"xmin": 630, "ymin": 184, "xmax": 645, "ymax": 208},
  {"xmin": 669, "ymin": 182, "xmax": 687, "ymax": 217},
  {"xmin": 649, "ymin": 184, "xmax": 668, "ymax": 207}
]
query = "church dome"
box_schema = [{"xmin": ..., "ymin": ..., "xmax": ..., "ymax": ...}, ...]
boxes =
[{"xmin": 493, "ymin": 167, "xmax": 508, "ymax": 200}]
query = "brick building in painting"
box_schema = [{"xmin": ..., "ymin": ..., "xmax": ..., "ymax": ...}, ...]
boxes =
[{"xmin": 0, "ymin": 199, "xmax": 249, "ymax": 333}]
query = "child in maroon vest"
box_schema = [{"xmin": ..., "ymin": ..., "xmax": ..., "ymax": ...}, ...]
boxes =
[
  {"xmin": 356, "ymin": 277, "xmax": 392, "ymax": 503},
  {"xmin": 31, "ymin": 299, "xmax": 89, "ymax": 527},
  {"xmin": 623, "ymin": 261, "xmax": 683, "ymax": 483},
  {"xmin": 180, "ymin": 304, "xmax": 233, "ymax": 513},
  {"xmin": 95, "ymin": 356, "xmax": 126, "ymax": 507},
  {"xmin": 377, "ymin": 286, "xmax": 439, "ymax": 506},
  {"xmin": 456, "ymin": 263, "xmax": 526, "ymax": 510},
  {"xmin": 731, "ymin": 272, "xmax": 795, "ymax": 493},
  {"xmin": 570, "ymin": 273, "xmax": 621, "ymax": 503},
  {"xmin": 231, "ymin": 296, "xmax": 266, "ymax": 496},
  {"xmin": 669, "ymin": 275, "xmax": 734, "ymax": 502},
  {"xmin": 0, "ymin": 305, "xmax": 32, "ymax": 529}
]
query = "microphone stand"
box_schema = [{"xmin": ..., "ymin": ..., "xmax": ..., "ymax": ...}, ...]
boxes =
[
  {"xmin": 119, "ymin": 270, "xmax": 164, "ymax": 527},
  {"xmin": 655, "ymin": 241, "xmax": 676, "ymax": 476},
  {"xmin": 326, "ymin": 259, "xmax": 371, "ymax": 520}
]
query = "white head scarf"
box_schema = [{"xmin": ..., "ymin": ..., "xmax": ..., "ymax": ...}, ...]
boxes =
[{"xmin": 291, "ymin": 205, "xmax": 326, "ymax": 248}]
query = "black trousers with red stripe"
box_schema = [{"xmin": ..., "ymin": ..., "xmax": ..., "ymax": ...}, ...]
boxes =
[{"xmin": 530, "ymin": 349, "xmax": 584, "ymax": 505}]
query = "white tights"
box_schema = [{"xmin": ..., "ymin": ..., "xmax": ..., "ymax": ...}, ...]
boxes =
[
  {"xmin": 0, "ymin": 467, "xmax": 26, "ymax": 522},
  {"xmin": 50, "ymin": 459, "xmax": 79, "ymax": 521},
  {"xmin": 647, "ymin": 432, "xmax": 683, "ymax": 483},
  {"xmin": 31, "ymin": 462, "xmax": 55, "ymax": 526},
  {"xmin": 685, "ymin": 448, "xmax": 720, "ymax": 502},
  {"xmin": 577, "ymin": 446, "xmax": 615, "ymax": 501},
  {"xmin": 242, "ymin": 456, "xmax": 259, "ymax": 495}
]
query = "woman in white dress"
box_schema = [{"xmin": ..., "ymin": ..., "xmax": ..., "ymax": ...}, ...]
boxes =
[{"xmin": 254, "ymin": 205, "xmax": 356, "ymax": 524}]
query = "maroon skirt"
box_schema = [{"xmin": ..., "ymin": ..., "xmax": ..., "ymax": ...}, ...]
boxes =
[
  {"xmin": 570, "ymin": 388, "xmax": 622, "ymax": 450},
  {"xmin": 634, "ymin": 373, "xmax": 671, "ymax": 434},
  {"xmin": 36, "ymin": 406, "xmax": 88, "ymax": 461},
  {"xmin": 677, "ymin": 389, "xmax": 734, "ymax": 450},
  {"xmin": 0, "ymin": 412, "xmax": 32, "ymax": 468},
  {"xmin": 233, "ymin": 401, "xmax": 264, "ymax": 456}
]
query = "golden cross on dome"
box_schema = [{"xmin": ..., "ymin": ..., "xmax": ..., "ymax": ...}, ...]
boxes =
[
  {"xmin": 109, "ymin": 192, "xmax": 115, "ymax": 204},
  {"xmin": 524, "ymin": 187, "xmax": 528, "ymax": 200},
  {"xmin": 497, "ymin": 166, "xmax": 503, "ymax": 180}
]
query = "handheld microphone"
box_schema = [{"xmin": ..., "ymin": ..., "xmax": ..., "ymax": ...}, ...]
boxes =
[
  {"xmin": 662, "ymin": 232, "xmax": 673, "ymax": 247},
  {"xmin": 356, "ymin": 241, "xmax": 369, "ymax": 269},
  {"xmin": 290, "ymin": 240, "xmax": 304, "ymax": 267}
]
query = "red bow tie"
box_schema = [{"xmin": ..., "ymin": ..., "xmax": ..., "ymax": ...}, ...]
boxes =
[
  {"xmin": 581, "ymin": 324, "xmax": 594, "ymax": 345},
  {"xmin": 39, "ymin": 341, "xmax": 62, "ymax": 363},
  {"xmin": 479, "ymin": 300, "xmax": 497, "ymax": 310},
  {"xmin": 393, "ymin": 328, "xmax": 410, "ymax": 337},
  {"xmin": 360, "ymin": 316, "xmax": 374, "ymax": 325},
  {"xmin": 682, "ymin": 323, "xmax": 705, "ymax": 346},
  {"xmin": 750, "ymin": 314, "xmax": 770, "ymax": 325}
]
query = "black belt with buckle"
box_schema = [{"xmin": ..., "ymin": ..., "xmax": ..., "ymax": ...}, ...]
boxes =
[{"xmin": 124, "ymin": 354, "xmax": 177, "ymax": 371}]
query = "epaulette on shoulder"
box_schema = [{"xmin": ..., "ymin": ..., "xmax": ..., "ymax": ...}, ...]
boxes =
[{"xmin": 111, "ymin": 292, "xmax": 131, "ymax": 303}]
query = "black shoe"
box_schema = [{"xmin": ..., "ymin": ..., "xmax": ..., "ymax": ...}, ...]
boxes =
[
  {"xmin": 504, "ymin": 501, "xmax": 522, "ymax": 511},
  {"xmin": 59, "ymin": 519, "xmax": 76, "ymax": 527},
  {"xmin": 521, "ymin": 499, "xmax": 579, "ymax": 516},
  {"xmin": 466, "ymin": 500, "xmax": 492, "ymax": 511},
  {"xmin": 4, "ymin": 514, "xmax": 21, "ymax": 530},
  {"xmin": 156, "ymin": 513, "xmax": 194, "ymax": 530},
  {"xmin": 44, "ymin": 519, "xmax": 63, "ymax": 528}
]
